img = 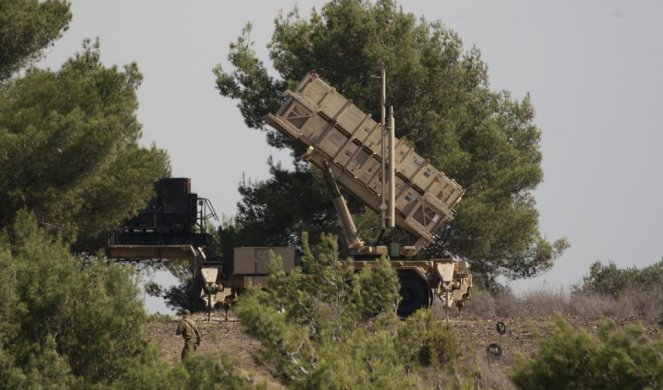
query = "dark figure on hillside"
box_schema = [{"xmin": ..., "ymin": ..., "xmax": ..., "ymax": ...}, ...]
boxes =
[{"xmin": 176, "ymin": 309, "xmax": 201, "ymax": 360}]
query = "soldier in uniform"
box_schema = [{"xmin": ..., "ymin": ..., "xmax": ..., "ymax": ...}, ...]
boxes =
[{"xmin": 176, "ymin": 309, "xmax": 201, "ymax": 360}]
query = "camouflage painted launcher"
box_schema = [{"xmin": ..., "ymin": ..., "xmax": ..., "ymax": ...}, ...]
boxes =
[{"xmin": 265, "ymin": 73, "xmax": 464, "ymax": 246}]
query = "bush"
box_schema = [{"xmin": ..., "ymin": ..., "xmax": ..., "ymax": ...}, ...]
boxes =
[
  {"xmin": 0, "ymin": 212, "xmax": 251, "ymax": 389},
  {"xmin": 510, "ymin": 315, "xmax": 663, "ymax": 389},
  {"xmin": 232, "ymin": 232, "xmax": 485, "ymax": 389},
  {"xmin": 0, "ymin": 212, "xmax": 151, "ymax": 386},
  {"xmin": 122, "ymin": 353, "xmax": 255, "ymax": 390},
  {"xmin": 580, "ymin": 260, "xmax": 663, "ymax": 298},
  {"xmin": 234, "ymin": 233, "xmax": 427, "ymax": 388},
  {"xmin": 398, "ymin": 309, "xmax": 461, "ymax": 367},
  {"xmin": 574, "ymin": 260, "xmax": 663, "ymax": 322}
]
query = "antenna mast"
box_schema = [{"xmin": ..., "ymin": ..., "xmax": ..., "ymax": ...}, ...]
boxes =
[
  {"xmin": 389, "ymin": 105, "xmax": 395, "ymax": 228},
  {"xmin": 380, "ymin": 66, "xmax": 387, "ymax": 229}
]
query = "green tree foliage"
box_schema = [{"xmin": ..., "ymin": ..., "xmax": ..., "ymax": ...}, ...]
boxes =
[
  {"xmin": 1, "ymin": 211, "xmax": 151, "ymax": 386},
  {"xmin": 144, "ymin": 222, "xmax": 223, "ymax": 312},
  {"xmin": 234, "ymin": 232, "xmax": 474, "ymax": 388},
  {"xmin": 397, "ymin": 310, "xmax": 461, "ymax": 368},
  {"xmin": 1, "ymin": 0, "xmax": 169, "ymax": 252},
  {"xmin": 235, "ymin": 233, "xmax": 410, "ymax": 387},
  {"xmin": 0, "ymin": 38, "xmax": 170, "ymax": 249},
  {"xmin": 159, "ymin": 260, "xmax": 208, "ymax": 313},
  {"xmin": 122, "ymin": 353, "xmax": 255, "ymax": 390},
  {"xmin": 214, "ymin": 0, "xmax": 567, "ymax": 283},
  {"xmin": 579, "ymin": 259, "xmax": 663, "ymax": 298},
  {"xmin": 0, "ymin": 0, "xmax": 71, "ymax": 81},
  {"xmin": 235, "ymin": 160, "xmax": 339, "ymax": 248},
  {"xmin": 0, "ymin": 212, "xmax": 251, "ymax": 389},
  {"xmin": 510, "ymin": 315, "xmax": 663, "ymax": 390},
  {"xmin": 0, "ymin": 3, "xmax": 248, "ymax": 387}
]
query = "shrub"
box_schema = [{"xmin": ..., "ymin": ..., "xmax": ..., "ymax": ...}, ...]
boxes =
[
  {"xmin": 398, "ymin": 309, "xmax": 461, "ymax": 367},
  {"xmin": 0, "ymin": 212, "xmax": 251, "ymax": 389},
  {"xmin": 232, "ymin": 232, "xmax": 487, "ymax": 388},
  {"xmin": 580, "ymin": 260, "xmax": 663, "ymax": 298},
  {"xmin": 510, "ymin": 315, "xmax": 663, "ymax": 389},
  {"xmin": 122, "ymin": 353, "xmax": 255, "ymax": 390},
  {"xmin": 234, "ymin": 233, "xmax": 424, "ymax": 388},
  {"xmin": 0, "ymin": 211, "xmax": 152, "ymax": 385}
]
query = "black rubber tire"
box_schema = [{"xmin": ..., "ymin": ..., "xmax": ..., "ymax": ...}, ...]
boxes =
[{"xmin": 397, "ymin": 276, "xmax": 429, "ymax": 317}]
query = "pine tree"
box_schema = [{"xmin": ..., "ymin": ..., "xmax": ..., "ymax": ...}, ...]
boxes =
[
  {"xmin": 0, "ymin": 33, "xmax": 170, "ymax": 249},
  {"xmin": 214, "ymin": 0, "xmax": 567, "ymax": 284}
]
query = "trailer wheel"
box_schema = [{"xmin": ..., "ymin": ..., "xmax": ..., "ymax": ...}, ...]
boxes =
[{"xmin": 397, "ymin": 276, "xmax": 429, "ymax": 317}]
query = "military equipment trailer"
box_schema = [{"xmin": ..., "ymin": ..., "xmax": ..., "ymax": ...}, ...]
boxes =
[
  {"xmin": 106, "ymin": 73, "xmax": 472, "ymax": 319},
  {"xmin": 229, "ymin": 247, "xmax": 297, "ymax": 290},
  {"xmin": 107, "ymin": 178, "xmax": 224, "ymax": 318}
]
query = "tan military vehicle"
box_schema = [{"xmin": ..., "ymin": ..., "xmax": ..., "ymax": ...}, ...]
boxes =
[
  {"xmin": 108, "ymin": 73, "xmax": 472, "ymax": 319},
  {"xmin": 264, "ymin": 72, "xmax": 472, "ymax": 318}
]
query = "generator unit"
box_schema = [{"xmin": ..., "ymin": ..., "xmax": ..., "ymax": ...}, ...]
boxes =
[{"xmin": 110, "ymin": 178, "xmax": 209, "ymax": 247}]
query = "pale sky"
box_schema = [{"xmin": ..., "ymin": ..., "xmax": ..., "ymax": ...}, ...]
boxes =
[{"xmin": 39, "ymin": 0, "xmax": 663, "ymax": 310}]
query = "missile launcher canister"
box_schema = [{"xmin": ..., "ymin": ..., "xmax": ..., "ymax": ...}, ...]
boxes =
[
  {"xmin": 265, "ymin": 72, "xmax": 471, "ymax": 318},
  {"xmin": 265, "ymin": 73, "xmax": 464, "ymax": 248}
]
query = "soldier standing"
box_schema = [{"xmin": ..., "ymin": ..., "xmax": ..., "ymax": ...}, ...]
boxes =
[{"xmin": 176, "ymin": 309, "xmax": 201, "ymax": 360}]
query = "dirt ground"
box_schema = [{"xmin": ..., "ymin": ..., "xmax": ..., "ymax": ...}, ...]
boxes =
[
  {"xmin": 439, "ymin": 310, "xmax": 661, "ymax": 388},
  {"xmin": 147, "ymin": 308, "xmax": 660, "ymax": 389},
  {"xmin": 147, "ymin": 311, "xmax": 285, "ymax": 389}
]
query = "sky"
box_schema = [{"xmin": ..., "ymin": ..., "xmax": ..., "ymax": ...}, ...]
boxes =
[{"xmin": 39, "ymin": 0, "xmax": 663, "ymax": 311}]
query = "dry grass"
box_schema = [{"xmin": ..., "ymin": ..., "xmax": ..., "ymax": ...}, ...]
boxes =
[
  {"xmin": 147, "ymin": 314, "xmax": 284, "ymax": 389},
  {"xmin": 417, "ymin": 337, "xmax": 517, "ymax": 390},
  {"xmin": 424, "ymin": 284, "xmax": 663, "ymax": 389},
  {"xmin": 457, "ymin": 285, "xmax": 663, "ymax": 324},
  {"xmin": 473, "ymin": 353, "xmax": 517, "ymax": 390}
]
